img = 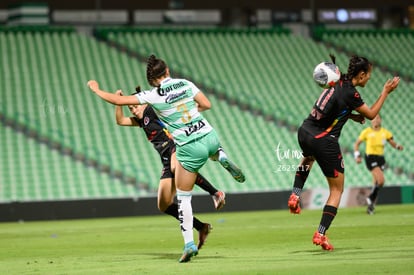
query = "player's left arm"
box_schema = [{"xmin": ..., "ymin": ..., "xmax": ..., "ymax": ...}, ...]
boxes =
[
  {"xmin": 388, "ymin": 137, "xmax": 403, "ymax": 150},
  {"xmin": 194, "ymin": 91, "xmax": 211, "ymax": 112},
  {"xmin": 349, "ymin": 113, "xmax": 365, "ymax": 124},
  {"xmin": 87, "ymin": 80, "xmax": 140, "ymax": 106}
]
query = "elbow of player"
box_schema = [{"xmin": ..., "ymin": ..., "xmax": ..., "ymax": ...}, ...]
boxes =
[
  {"xmin": 364, "ymin": 113, "xmax": 373, "ymax": 120},
  {"xmin": 201, "ymin": 102, "xmax": 211, "ymax": 110},
  {"xmin": 113, "ymin": 98, "xmax": 124, "ymax": 105}
]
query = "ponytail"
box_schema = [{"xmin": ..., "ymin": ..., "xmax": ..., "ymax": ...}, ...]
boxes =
[
  {"xmin": 146, "ymin": 54, "xmax": 167, "ymax": 93},
  {"xmin": 329, "ymin": 53, "xmax": 336, "ymax": 65}
]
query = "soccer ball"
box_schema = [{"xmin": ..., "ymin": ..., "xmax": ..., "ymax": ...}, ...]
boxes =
[{"xmin": 313, "ymin": 62, "xmax": 341, "ymax": 88}]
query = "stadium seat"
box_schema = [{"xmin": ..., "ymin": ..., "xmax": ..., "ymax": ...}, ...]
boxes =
[{"xmin": 1, "ymin": 27, "xmax": 412, "ymax": 202}]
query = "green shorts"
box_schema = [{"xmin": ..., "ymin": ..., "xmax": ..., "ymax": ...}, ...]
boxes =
[{"xmin": 175, "ymin": 130, "xmax": 220, "ymax": 173}]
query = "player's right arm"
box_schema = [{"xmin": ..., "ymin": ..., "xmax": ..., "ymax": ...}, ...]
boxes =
[
  {"xmin": 194, "ymin": 91, "xmax": 211, "ymax": 112},
  {"xmin": 88, "ymin": 80, "xmax": 140, "ymax": 106},
  {"xmin": 353, "ymin": 137, "xmax": 363, "ymax": 164}
]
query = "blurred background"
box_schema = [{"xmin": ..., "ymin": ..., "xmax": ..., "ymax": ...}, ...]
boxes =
[{"xmin": 1, "ymin": 0, "xmax": 413, "ymax": 221}]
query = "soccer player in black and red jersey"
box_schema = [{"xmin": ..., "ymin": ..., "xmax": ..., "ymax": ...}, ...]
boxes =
[
  {"xmin": 287, "ymin": 55, "xmax": 400, "ymax": 250},
  {"xmin": 114, "ymin": 88, "xmax": 225, "ymax": 250}
]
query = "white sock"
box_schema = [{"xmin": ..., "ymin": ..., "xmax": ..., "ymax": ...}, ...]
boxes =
[
  {"xmin": 177, "ymin": 189, "xmax": 194, "ymax": 245},
  {"xmin": 218, "ymin": 147, "xmax": 228, "ymax": 161}
]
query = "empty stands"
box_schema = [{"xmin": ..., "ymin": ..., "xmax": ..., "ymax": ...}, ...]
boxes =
[{"xmin": 1, "ymin": 26, "xmax": 412, "ymax": 202}]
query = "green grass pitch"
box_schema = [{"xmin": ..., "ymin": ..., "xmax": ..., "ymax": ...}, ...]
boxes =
[{"xmin": 1, "ymin": 204, "xmax": 413, "ymax": 274}]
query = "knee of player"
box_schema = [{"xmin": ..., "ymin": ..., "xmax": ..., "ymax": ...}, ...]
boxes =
[
  {"xmin": 158, "ymin": 201, "xmax": 169, "ymax": 212},
  {"xmin": 158, "ymin": 205, "xmax": 164, "ymax": 212}
]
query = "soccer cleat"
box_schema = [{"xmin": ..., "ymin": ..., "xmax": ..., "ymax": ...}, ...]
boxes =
[
  {"xmin": 178, "ymin": 241, "xmax": 198, "ymax": 263},
  {"xmin": 218, "ymin": 156, "xmax": 246, "ymax": 183},
  {"xmin": 312, "ymin": 231, "xmax": 334, "ymax": 251},
  {"xmin": 197, "ymin": 223, "xmax": 212, "ymax": 250},
  {"xmin": 366, "ymin": 197, "xmax": 375, "ymax": 215},
  {"xmin": 212, "ymin": 191, "xmax": 226, "ymax": 210},
  {"xmin": 288, "ymin": 193, "xmax": 301, "ymax": 214}
]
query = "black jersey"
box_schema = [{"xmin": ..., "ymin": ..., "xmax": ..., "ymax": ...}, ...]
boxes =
[
  {"xmin": 133, "ymin": 105, "xmax": 174, "ymax": 155},
  {"xmin": 301, "ymin": 79, "xmax": 364, "ymax": 138}
]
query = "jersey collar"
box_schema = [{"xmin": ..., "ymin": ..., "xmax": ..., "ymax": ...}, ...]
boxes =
[{"xmin": 160, "ymin": 77, "xmax": 172, "ymax": 86}]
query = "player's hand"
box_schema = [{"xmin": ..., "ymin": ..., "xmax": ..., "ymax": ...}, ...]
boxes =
[
  {"xmin": 87, "ymin": 80, "xmax": 100, "ymax": 93},
  {"xmin": 355, "ymin": 156, "xmax": 362, "ymax": 164},
  {"xmin": 383, "ymin": 76, "xmax": 400, "ymax": 94},
  {"xmin": 351, "ymin": 113, "xmax": 365, "ymax": 124},
  {"xmin": 115, "ymin": 90, "xmax": 123, "ymax": 96}
]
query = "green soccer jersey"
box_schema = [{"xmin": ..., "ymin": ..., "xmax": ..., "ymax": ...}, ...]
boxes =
[{"xmin": 136, "ymin": 77, "xmax": 213, "ymax": 145}]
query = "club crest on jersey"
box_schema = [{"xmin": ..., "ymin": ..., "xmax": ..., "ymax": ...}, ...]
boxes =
[{"xmin": 144, "ymin": 116, "xmax": 150, "ymax": 125}]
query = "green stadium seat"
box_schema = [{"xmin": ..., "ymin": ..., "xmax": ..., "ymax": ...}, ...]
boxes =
[{"xmin": 1, "ymin": 27, "xmax": 412, "ymax": 203}]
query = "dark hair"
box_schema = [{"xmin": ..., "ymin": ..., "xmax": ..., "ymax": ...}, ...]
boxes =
[
  {"xmin": 329, "ymin": 53, "xmax": 336, "ymax": 65},
  {"xmin": 129, "ymin": 86, "xmax": 140, "ymax": 96},
  {"xmin": 344, "ymin": 55, "xmax": 372, "ymax": 80},
  {"xmin": 146, "ymin": 54, "xmax": 167, "ymax": 87},
  {"xmin": 329, "ymin": 54, "xmax": 371, "ymax": 81}
]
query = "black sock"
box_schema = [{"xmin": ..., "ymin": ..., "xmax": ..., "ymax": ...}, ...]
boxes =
[
  {"xmin": 164, "ymin": 203, "xmax": 179, "ymax": 219},
  {"xmin": 164, "ymin": 203, "xmax": 204, "ymax": 231},
  {"xmin": 369, "ymin": 183, "xmax": 381, "ymax": 202},
  {"xmin": 195, "ymin": 174, "xmax": 218, "ymax": 196},
  {"xmin": 318, "ymin": 205, "xmax": 337, "ymax": 235},
  {"xmin": 292, "ymin": 169, "xmax": 310, "ymax": 196},
  {"xmin": 193, "ymin": 217, "xmax": 203, "ymax": 231}
]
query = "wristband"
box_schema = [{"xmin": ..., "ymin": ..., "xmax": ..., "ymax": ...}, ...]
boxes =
[{"xmin": 354, "ymin": 151, "xmax": 361, "ymax": 159}]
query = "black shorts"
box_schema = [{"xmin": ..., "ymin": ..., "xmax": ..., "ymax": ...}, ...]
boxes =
[
  {"xmin": 158, "ymin": 140, "xmax": 176, "ymax": 179},
  {"xmin": 364, "ymin": 155, "xmax": 385, "ymax": 171},
  {"xmin": 298, "ymin": 126, "xmax": 344, "ymax": 178}
]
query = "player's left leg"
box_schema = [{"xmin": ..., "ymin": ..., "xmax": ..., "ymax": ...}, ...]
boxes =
[
  {"xmin": 175, "ymin": 164, "xmax": 198, "ymax": 263},
  {"xmin": 158, "ymin": 177, "xmax": 210, "ymax": 239},
  {"xmin": 176, "ymin": 130, "xmax": 220, "ymax": 262},
  {"xmin": 312, "ymin": 172, "xmax": 344, "ymax": 251}
]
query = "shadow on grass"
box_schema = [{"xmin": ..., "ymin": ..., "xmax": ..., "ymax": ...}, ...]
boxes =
[
  {"xmin": 141, "ymin": 252, "xmax": 223, "ymax": 261},
  {"xmin": 289, "ymin": 246, "xmax": 364, "ymax": 255}
]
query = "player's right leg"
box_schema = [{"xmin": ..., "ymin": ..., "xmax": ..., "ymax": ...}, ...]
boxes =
[
  {"xmin": 366, "ymin": 167, "xmax": 384, "ymax": 214},
  {"xmin": 288, "ymin": 156, "xmax": 314, "ymax": 214},
  {"xmin": 210, "ymin": 147, "xmax": 245, "ymax": 183},
  {"xmin": 157, "ymin": 178, "xmax": 175, "ymax": 213},
  {"xmin": 195, "ymin": 174, "xmax": 226, "ymax": 210}
]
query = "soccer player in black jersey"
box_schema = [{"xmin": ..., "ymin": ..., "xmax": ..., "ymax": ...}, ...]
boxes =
[
  {"xmin": 287, "ymin": 55, "xmax": 400, "ymax": 251},
  {"xmin": 114, "ymin": 89, "xmax": 225, "ymax": 250}
]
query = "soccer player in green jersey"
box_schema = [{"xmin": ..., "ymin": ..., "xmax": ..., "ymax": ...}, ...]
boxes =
[{"xmin": 87, "ymin": 55, "xmax": 245, "ymax": 263}]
